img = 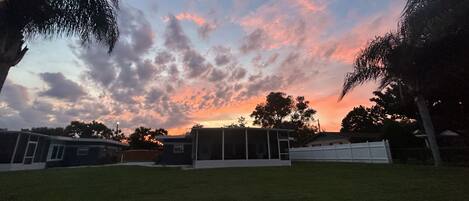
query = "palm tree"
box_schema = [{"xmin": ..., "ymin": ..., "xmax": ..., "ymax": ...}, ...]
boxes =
[
  {"xmin": 0, "ymin": 0, "xmax": 119, "ymax": 92},
  {"xmin": 340, "ymin": 0, "xmax": 469, "ymax": 167},
  {"xmin": 339, "ymin": 31, "xmax": 445, "ymax": 166}
]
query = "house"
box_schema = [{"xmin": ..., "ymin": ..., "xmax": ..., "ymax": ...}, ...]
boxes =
[
  {"xmin": 0, "ymin": 131, "xmax": 128, "ymax": 171},
  {"xmin": 303, "ymin": 133, "xmax": 350, "ymax": 147},
  {"xmin": 302, "ymin": 132, "xmax": 383, "ymax": 147},
  {"xmin": 342, "ymin": 132, "xmax": 383, "ymax": 143},
  {"xmin": 191, "ymin": 127, "xmax": 292, "ymax": 168},
  {"xmin": 157, "ymin": 135, "xmax": 192, "ymax": 165},
  {"xmin": 45, "ymin": 135, "xmax": 127, "ymax": 168}
]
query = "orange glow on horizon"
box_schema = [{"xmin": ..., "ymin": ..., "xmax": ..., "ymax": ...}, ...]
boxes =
[{"xmin": 165, "ymin": 86, "xmax": 376, "ymax": 135}]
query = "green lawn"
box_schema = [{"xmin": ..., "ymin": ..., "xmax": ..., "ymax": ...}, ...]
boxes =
[{"xmin": 0, "ymin": 162, "xmax": 468, "ymax": 201}]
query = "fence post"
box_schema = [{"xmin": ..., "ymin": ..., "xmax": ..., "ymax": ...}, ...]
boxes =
[{"xmin": 384, "ymin": 140, "xmax": 393, "ymax": 164}]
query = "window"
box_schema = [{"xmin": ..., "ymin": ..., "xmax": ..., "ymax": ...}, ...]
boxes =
[
  {"xmin": 51, "ymin": 146, "xmax": 58, "ymax": 159},
  {"xmin": 173, "ymin": 144, "xmax": 184, "ymax": 153},
  {"xmin": 49, "ymin": 144, "xmax": 65, "ymax": 161},
  {"xmin": 58, "ymin": 146, "xmax": 64, "ymax": 158},
  {"xmin": 77, "ymin": 147, "xmax": 89, "ymax": 156}
]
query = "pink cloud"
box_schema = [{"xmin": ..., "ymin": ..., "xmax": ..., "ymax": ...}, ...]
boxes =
[
  {"xmin": 295, "ymin": 0, "xmax": 325, "ymax": 13},
  {"xmin": 239, "ymin": 1, "xmax": 330, "ymax": 51},
  {"xmin": 239, "ymin": 0, "xmax": 404, "ymax": 65},
  {"xmin": 318, "ymin": 3, "xmax": 405, "ymax": 63},
  {"xmin": 175, "ymin": 12, "xmax": 207, "ymax": 26}
]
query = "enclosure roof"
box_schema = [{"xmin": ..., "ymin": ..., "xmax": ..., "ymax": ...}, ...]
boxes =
[
  {"xmin": 0, "ymin": 131, "xmax": 49, "ymax": 137},
  {"xmin": 191, "ymin": 127, "xmax": 294, "ymax": 132},
  {"xmin": 156, "ymin": 135, "xmax": 188, "ymax": 139},
  {"xmin": 0, "ymin": 131, "xmax": 128, "ymax": 146}
]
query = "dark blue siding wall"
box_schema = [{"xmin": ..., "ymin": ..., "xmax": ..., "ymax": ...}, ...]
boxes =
[
  {"xmin": 62, "ymin": 146, "xmax": 101, "ymax": 166},
  {"xmin": 47, "ymin": 143, "xmax": 123, "ymax": 167},
  {"xmin": 158, "ymin": 137, "xmax": 193, "ymax": 165},
  {"xmin": 159, "ymin": 144, "xmax": 192, "ymax": 165}
]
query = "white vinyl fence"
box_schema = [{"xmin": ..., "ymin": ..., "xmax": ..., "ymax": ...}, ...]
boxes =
[{"xmin": 290, "ymin": 140, "xmax": 393, "ymax": 164}]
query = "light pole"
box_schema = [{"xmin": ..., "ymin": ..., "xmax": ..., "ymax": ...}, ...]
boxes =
[
  {"xmin": 316, "ymin": 119, "xmax": 321, "ymax": 133},
  {"xmin": 116, "ymin": 121, "xmax": 120, "ymax": 134}
]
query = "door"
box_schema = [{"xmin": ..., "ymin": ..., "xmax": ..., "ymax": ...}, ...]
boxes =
[
  {"xmin": 279, "ymin": 140, "xmax": 289, "ymax": 160},
  {"xmin": 23, "ymin": 141, "xmax": 38, "ymax": 164}
]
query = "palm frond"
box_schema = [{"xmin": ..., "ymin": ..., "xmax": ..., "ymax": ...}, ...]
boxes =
[
  {"xmin": 339, "ymin": 33, "xmax": 402, "ymax": 100},
  {"xmin": 4, "ymin": 0, "xmax": 119, "ymax": 53}
]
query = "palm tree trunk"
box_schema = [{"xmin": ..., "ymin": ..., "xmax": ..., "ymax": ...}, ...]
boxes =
[
  {"xmin": 0, "ymin": 63, "xmax": 11, "ymax": 91},
  {"xmin": 0, "ymin": 28, "xmax": 28, "ymax": 93},
  {"xmin": 415, "ymin": 95, "xmax": 442, "ymax": 167}
]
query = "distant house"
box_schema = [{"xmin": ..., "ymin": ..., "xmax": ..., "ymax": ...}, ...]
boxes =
[
  {"xmin": 303, "ymin": 133, "xmax": 350, "ymax": 147},
  {"xmin": 0, "ymin": 131, "xmax": 128, "ymax": 171},
  {"xmin": 302, "ymin": 132, "xmax": 383, "ymax": 147}
]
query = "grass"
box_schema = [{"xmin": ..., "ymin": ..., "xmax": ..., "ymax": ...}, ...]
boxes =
[{"xmin": 0, "ymin": 162, "xmax": 468, "ymax": 201}]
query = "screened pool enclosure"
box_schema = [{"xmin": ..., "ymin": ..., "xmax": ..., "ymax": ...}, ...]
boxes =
[{"xmin": 191, "ymin": 128, "xmax": 292, "ymax": 168}]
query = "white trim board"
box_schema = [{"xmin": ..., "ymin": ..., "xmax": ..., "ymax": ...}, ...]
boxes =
[
  {"xmin": 0, "ymin": 163, "xmax": 46, "ymax": 172},
  {"xmin": 194, "ymin": 159, "xmax": 291, "ymax": 169}
]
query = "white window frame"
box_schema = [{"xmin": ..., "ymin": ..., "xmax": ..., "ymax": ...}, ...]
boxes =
[
  {"xmin": 77, "ymin": 147, "xmax": 89, "ymax": 156},
  {"xmin": 173, "ymin": 144, "xmax": 184, "ymax": 154},
  {"xmin": 48, "ymin": 144, "xmax": 65, "ymax": 161}
]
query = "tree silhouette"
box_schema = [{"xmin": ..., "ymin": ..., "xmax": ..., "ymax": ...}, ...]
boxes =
[
  {"xmin": 224, "ymin": 116, "xmax": 247, "ymax": 128},
  {"xmin": 128, "ymin": 127, "xmax": 167, "ymax": 149},
  {"xmin": 192, "ymin": 124, "xmax": 204, "ymax": 129},
  {"xmin": 370, "ymin": 83, "xmax": 417, "ymax": 121},
  {"xmin": 340, "ymin": 106, "xmax": 384, "ymax": 133},
  {"xmin": 64, "ymin": 120, "xmax": 117, "ymax": 140},
  {"xmin": 0, "ymin": 0, "xmax": 119, "ymax": 92},
  {"xmin": 251, "ymin": 92, "xmax": 317, "ymax": 146}
]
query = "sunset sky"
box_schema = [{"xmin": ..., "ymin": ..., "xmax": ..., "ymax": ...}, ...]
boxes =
[{"xmin": 0, "ymin": 0, "xmax": 405, "ymax": 135}]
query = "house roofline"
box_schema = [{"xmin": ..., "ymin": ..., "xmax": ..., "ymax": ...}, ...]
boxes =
[
  {"xmin": 1, "ymin": 131, "xmax": 128, "ymax": 146},
  {"xmin": 48, "ymin": 135, "xmax": 128, "ymax": 146}
]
